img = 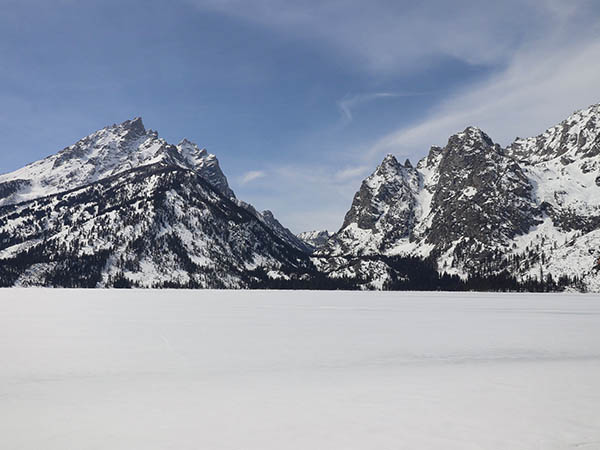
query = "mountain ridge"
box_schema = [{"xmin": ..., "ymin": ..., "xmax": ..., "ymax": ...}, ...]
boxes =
[
  {"xmin": 317, "ymin": 102, "xmax": 600, "ymax": 291},
  {"xmin": 0, "ymin": 117, "xmax": 235, "ymax": 205},
  {"xmin": 1, "ymin": 104, "xmax": 600, "ymax": 290}
]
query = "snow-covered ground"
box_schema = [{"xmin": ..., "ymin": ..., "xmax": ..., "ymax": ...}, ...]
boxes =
[{"xmin": 1, "ymin": 289, "xmax": 600, "ymax": 450}]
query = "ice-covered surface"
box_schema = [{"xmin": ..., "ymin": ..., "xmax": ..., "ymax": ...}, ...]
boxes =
[{"xmin": 1, "ymin": 289, "xmax": 600, "ymax": 450}]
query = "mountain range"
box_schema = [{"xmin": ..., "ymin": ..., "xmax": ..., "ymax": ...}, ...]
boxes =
[
  {"xmin": 1, "ymin": 104, "xmax": 599, "ymax": 291},
  {"xmin": 316, "ymin": 103, "xmax": 600, "ymax": 291}
]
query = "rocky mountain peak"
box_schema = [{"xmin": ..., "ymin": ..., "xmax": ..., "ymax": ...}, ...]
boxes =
[
  {"xmin": 261, "ymin": 210, "xmax": 276, "ymax": 221},
  {"xmin": 99, "ymin": 117, "xmax": 149, "ymax": 144},
  {"xmin": 178, "ymin": 138, "xmax": 209, "ymax": 157},
  {"xmin": 381, "ymin": 153, "xmax": 399, "ymax": 165},
  {"xmin": 120, "ymin": 116, "xmax": 145, "ymax": 134},
  {"xmin": 420, "ymin": 127, "xmax": 497, "ymax": 173},
  {"xmin": 319, "ymin": 152, "xmax": 421, "ymax": 256},
  {"xmin": 0, "ymin": 118, "xmax": 238, "ymax": 205},
  {"xmin": 421, "ymin": 145, "xmax": 444, "ymax": 168},
  {"xmin": 379, "ymin": 153, "xmax": 416, "ymax": 171},
  {"xmin": 506, "ymin": 102, "xmax": 600, "ymax": 163},
  {"xmin": 447, "ymin": 126, "xmax": 495, "ymax": 152},
  {"xmin": 372, "ymin": 153, "xmax": 410, "ymax": 180}
]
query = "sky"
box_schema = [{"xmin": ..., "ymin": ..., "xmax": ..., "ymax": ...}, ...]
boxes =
[{"xmin": 1, "ymin": 0, "xmax": 600, "ymax": 233}]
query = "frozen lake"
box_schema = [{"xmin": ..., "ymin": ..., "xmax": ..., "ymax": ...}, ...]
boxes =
[{"xmin": 1, "ymin": 289, "xmax": 600, "ymax": 450}]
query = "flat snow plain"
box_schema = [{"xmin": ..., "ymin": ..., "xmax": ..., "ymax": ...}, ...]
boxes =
[{"xmin": 1, "ymin": 290, "xmax": 600, "ymax": 450}]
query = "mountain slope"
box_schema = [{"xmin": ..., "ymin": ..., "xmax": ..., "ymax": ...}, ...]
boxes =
[
  {"xmin": 297, "ymin": 230, "xmax": 331, "ymax": 251},
  {"xmin": 0, "ymin": 163, "xmax": 311, "ymax": 288},
  {"xmin": 259, "ymin": 210, "xmax": 314, "ymax": 254}
]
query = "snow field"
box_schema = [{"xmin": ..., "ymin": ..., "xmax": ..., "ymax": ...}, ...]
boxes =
[{"xmin": 1, "ymin": 289, "xmax": 600, "ymax": 449}]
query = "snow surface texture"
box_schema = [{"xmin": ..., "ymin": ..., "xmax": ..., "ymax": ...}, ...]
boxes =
[{"xmin": 1, "ymin": 289, "xmax": 600, "ymax": 450}]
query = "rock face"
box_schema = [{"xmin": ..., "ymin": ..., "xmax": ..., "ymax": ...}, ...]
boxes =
[
  {"xmin": 318, "ymin": 104, "xmax": 600, "ymax": 291},
  {"xmin": 0, "ymin": 119, "xmax": 311, "ymax": 287},
  {"xmin": 325, "ymin": 155, "xmax": 420, "ymax": 256},
  {"xmin": 176, "ymin": 138, "xmax": 235, "ymax": 199},
  {"xmin": 422, "ymin": 127, "xmax": 539, "ymax": 270}
]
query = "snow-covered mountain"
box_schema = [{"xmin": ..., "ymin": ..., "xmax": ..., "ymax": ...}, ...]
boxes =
[
  {"xmin": 0, "ymin": 119, "xmax": 312, "ymax": 287},
  {"xmin": 2, "ymin": 104, "xmax": 600, "ymax": 291},
  {"xmin": 317, "ymin": 103, "xmax": 600, "ymax": 291},
  {"xmin": 0, "ymin": 118, "xmax": 235, "ymax": 205},
  {"xmin": 297, "ymin": 230, "xmax": 331, "ymax": 251},
  {"xmin": 0, "ymin": 163, "xmax": 313, "ymax": 288}
]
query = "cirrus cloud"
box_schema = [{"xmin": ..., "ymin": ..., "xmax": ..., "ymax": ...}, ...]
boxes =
[{"xmin": 240, "ymin": 170, "xmax": 266, "ymax": 185}]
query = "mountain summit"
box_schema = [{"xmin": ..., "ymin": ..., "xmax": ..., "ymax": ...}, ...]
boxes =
[{"xmin": 0, "ymin": 118, "xmax": 234, "ymax": 205}]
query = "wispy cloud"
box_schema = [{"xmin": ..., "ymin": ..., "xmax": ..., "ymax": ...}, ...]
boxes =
[
  {"xmin": 183, "ymin": 0, "xmax": 584, "ymax": 73},
  {"xmin": 240, "ymin": 170, "xmax": 266, "ymax": 184},
  {"xmin": 334, "ymin": 165, "xmax": 370, "ymax": 182},
  {"xmin": 338, "ymin": 93, "xmax": 397, "ymax": 122}
]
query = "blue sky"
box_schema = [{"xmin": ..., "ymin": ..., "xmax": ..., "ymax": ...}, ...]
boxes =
[{"xmin": 1, "ymin": 0, "xmax": 600, "ymax": 232}]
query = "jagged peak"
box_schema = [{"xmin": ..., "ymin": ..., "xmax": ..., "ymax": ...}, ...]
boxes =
[
  {"xmin": 0, "ymin": 116, "xmax": 239, "ymax": 205},
  {"xmin": 178, "ymin": 138, "xmax": 200, "ymax": 149},
  {"xmin": 568, "ymin": 102, "xmax": 600, "ymax": 119},
  {"xmin": 559, "ymin": 103, "xmax": 600, "ymax": 133},
  {"xmin": 371, "ymin": 154, "xmax": 407, "ymax": 179},
  {"xmin": 377, "ymin": 154, "xmax": 403, "ymax": 172},
  {"xmin": 381, "ymin": 153, "xmax": 399, "ymax": 164},
  {"xmin": 262, "ymin": 209, "xmax": 275, "ymax": 219},
  {"xmin": 506, "ymin": 101, "xmax": 600, "ymax": 163},
  {"xmin": 177, "ymin": 138, "xmax": 209, "ymax": 157},
  {"xmin": 117, "ymin": 117, "xmax": 146, "ymax": 135},
  {"xmin": 453, "ymin": 126, "xmax": 494, "ymax": 146},
  {"xmin": 464, "ymin": 125, "xmax": 483, "ymax": 133},
  {"xmin": 545, "ymin": 102, "xmax": 600, "ymax": 133},
  {"xmin": 420, "ymin": 145, "xmax": 444, "ymax": 169}
]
